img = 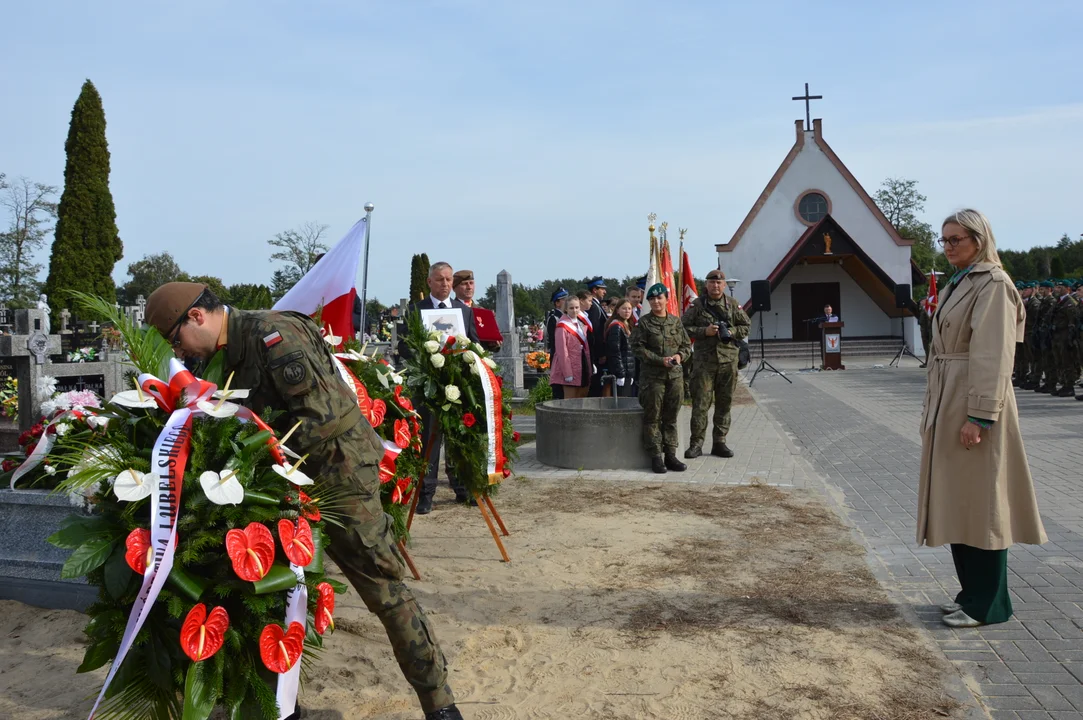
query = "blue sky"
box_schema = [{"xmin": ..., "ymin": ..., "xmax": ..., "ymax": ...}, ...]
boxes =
[{"xmin": 3, "ymin": 1, "xmax": 1080, "ymax": 303}]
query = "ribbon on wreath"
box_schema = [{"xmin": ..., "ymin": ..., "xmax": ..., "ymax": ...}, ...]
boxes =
[
  {"xmin": 9, "ymin": 408, "xmax": 97, "ymax": 490},
  {"xmin": 88, "ymin": 359, "xmax": 303, "ymax": 720}
]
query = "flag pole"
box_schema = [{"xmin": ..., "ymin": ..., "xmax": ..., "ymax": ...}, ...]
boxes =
[{"xmin": 358, "ymin": 203, "xmax": 375, "ymax": 339}]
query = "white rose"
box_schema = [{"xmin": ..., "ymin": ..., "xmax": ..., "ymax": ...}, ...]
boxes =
[
  {"xmin": 463, "ymin": 350, "xmax": 478, "ymax": 364},
  {"xmin": 428, "ymin": 331, "xmax": 440, "ymax": 341},
  {"xmin": 455, "ymin": 335, "xmax": 470, "ymax": 348},
  {"xmin": 430, "ymin": 353, "xmax": 445, "ymax": 368},
  {"xmin": 470, "ymin": 363, "xmax": 481, "ymax": 376},
  {"xmin": 484, "ymin": 357, "xmax": 498, "ymax": 370},
  {"xmin": 424, "ymin": 340, "xmax": 440, "ymax": 353},
  {"xmin": 445, "ymin": 384, "xmax": 461, "ymax": 402}
]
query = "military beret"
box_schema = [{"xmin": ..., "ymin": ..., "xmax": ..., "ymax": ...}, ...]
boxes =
[
  {"xmin": 551, "ymin": 288, "xmax": 568, "ymax": 303},
  {"xmin": 145, "ymin": 282, "xmax": 208, "ymax": 336},
  {"xmin": 1040, "ymin": 280, "xmax": 1055, "ymax": 288},
  {"xmin": 1014, "ymin": 280, "xmax": 1024, "ymax": 289},
  {"xmin": 587, "ymin": 276, "xmax": 606, "ymax": 289},
  {"xmin": 452, "ymin": 270, "xmax": 473, "ymax": 288},
  {"xmin": 706, "ymin": 269, "xmax": 726, "ymax": 281},
  {"xmin": 646, "ymin": 282, "xmax": 669, "ymax": 299},
  {"xmin": 636, "ymin": 275, "xmax": 647, "ymax": 290}
]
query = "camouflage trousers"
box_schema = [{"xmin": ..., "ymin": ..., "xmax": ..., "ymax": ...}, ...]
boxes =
[
  {"xmin": 1040, "ymin": 348, "xmax": 1057, "ymax": 387},
  {"xmin": 688, "ymin": 355, "xmax": 739, "ymax": 448},
  {"xmin": 1013, "ymin": 342, "xmax": 1025, "ymax": 379},
  {"xmin": 1053, "ymin": 342, "xmax": 1080, "ymax": 389},
  {"xmin": 315, "ymin": 425, "xmax": 454, "ymax": 713},
  {"xmin": 639, "ymin": 374, "xmax": 683, "ymax": 457}
]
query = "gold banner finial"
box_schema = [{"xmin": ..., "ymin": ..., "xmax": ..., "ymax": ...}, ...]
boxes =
[{"xmin": 648, "ymin": 212, "xmax": 657, "ymax": 238}]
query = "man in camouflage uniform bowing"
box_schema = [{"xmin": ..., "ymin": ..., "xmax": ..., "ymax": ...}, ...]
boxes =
[
  {"xmin": 681, "ymin": 269, "xmax": 750, "ymax": 458},
  {"xmin": 631, "ymin": 283, "xmax": 692, "ymax": 474},
  {"xmin": 146, "ymin": 282, "xmax": 463, "ymax": 720}
]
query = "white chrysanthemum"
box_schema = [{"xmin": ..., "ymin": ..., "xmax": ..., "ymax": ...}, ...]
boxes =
[
  {"xmin": 430, "ymin": 353, "xmax": 445, "ymax": 369},
  {"xmin": 423, "ymin": 340, "xmax": 440, "ymax": 353},
  {"xmin": 54, "ymin": 422, "xmax": 72, "ymax": 437},
  {"xmin": 444, "ymin": 384, "xmax": 461, "ymax": 402}
]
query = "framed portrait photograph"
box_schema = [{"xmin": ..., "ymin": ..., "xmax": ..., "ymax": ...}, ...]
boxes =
[{"xmin": 420, "ymin": 307, "xmax": 467, "ymax": 337}]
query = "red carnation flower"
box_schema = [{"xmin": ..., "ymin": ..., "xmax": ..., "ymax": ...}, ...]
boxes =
[
  {"xmin": 180, "ymin": 603, "xmax": 229, "ymax": 662},
  {"xmin": 46, "ymin": 424, "xmax": 57, "ymax": 436},
  {"xmin": 225, "ymin": 522, "xmax": 275, "ymax": 582},
  {"xmin": 24, "ymin": 442, "xmax": 37, "ymax": 457},
  {"xmin": 259, "ymin": 622, "xmax": 305, "ymax": 673},
  {"xmin": 513, "ymin": 431, "xmax": 521, "ymax": 443},
  {"xmin": 124, "ymin": 528, "xmax": 153, "ymax": 574},
  {"xmin": 278, "ymin": 517, "xmax": 315, "ymax": 566},
  {"xmin": 394, "ymin": 419, "xmax": 411, "ymax": 449},
  {"xmin": 462, "ymin": 413, "xmax": 476, "ymax": 428},
  {"xmin": 30, "ymin": 424, "xmax": 44, "ymax": 439},
  {"xmin": 315, "ymin": 582, "xmax": 335, "ymax": 635},
  {"xmin": 17, "ymin": 430, "xmax": 31, "ymax": 446}
]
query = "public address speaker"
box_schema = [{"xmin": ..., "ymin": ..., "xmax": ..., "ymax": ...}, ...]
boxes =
[
  {"xmin": 894, "ymin": 284, "xmax": 912, "ymax": 309},
  {"xmin": 750, "ymin": 280, "xmax": 771, "ymax": 312}
]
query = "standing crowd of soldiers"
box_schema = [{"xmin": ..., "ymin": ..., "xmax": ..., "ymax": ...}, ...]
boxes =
[{"xmin": 1014, "ymin": 278, "xmax": 1083, "ymax": 399}]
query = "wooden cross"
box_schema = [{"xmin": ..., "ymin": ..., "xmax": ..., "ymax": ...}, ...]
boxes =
[{"xmin": 792, "ymin": 82, "xmax": 823, "ymax": 130}]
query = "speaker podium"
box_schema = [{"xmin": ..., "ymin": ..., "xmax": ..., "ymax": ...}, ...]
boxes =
[{"xmin": 819, "ymin": 321, "xmax": 845, "ymax": 370}]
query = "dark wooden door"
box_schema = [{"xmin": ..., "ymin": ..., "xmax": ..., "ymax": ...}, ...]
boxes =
[{"xmin": 791, "ymin": 282, "xmax": 841, "ymax": 341}]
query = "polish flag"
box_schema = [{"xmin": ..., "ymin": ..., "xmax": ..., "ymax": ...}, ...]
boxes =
[
  {"xmin": 921, "ymin": 269, "xmax": 938, "ymax": 316},
  {"xmin": 661, "ymin": 240, "xmax": 679, "ymax": 317},
  {"xmin": 274, "ymin": 217, "xmax": 367, "ymax": 346},
  {"xmin": 681, "ymin": 250, "xmax": 698, "ymax": 314}
]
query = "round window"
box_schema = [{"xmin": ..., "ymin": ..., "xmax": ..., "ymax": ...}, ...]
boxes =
[{"xmin": 797, "ymin": 192, "xmax": 829, "ymax": 223}]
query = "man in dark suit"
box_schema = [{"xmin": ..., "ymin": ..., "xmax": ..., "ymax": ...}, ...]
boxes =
[
  {"xmin": 545, "ymin": 288, "xmax": 568, "ymax": 399},
  {"xmin": 585, "ymin": 276, "xmax": 608, "ymax": 396},
  {"xmin": 397, "ymin": 261, "xmax": 480, "ymax": 515}
]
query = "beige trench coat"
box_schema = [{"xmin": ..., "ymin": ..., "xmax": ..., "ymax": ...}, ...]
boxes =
[{"xmin": 917, "ymin": 262, "xmax": 1047, "ymax": 549}]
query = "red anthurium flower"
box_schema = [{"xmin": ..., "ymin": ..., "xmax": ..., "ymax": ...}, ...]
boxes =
[
  {"xmin": 513, "ymin": 431, "xmax": 521, "ymax": 443},
  {"xmin": 278, "ymin": 517, "xmax": 315, "ymax": 566},
  {"xmin": 410, "ymin": 418, "xmax": 421, "ymax": 437},
  {"xmin": 355, "ymin": 382, "xmax": 372, "ymax": 421},
  {"xmin": 315, "ymin": 582, "xmax": 335, "ymax": 635},
  {"xmin": 462, "ymin": 413, "xmax": 476, "ymax": 428},
  {"xmin": 124, "ymin": 528, "xmax": 153, "ymax": 574},
  {"xmin": 379, "ymin": 450, "xmax": 397, "ymax": 484},
  {"xmin": 391, "ymin": 477, "xmax": 413, "ymax": 504},
  {"xmin": 298, "ymin": 490, "xmax": 321, "ymax": 522},
  {"xmin": 369, "ymin": 399, "xmax": 387, "ymax": 428},
  {"xmin": 259, "ymin": 621, "xmax": 305, "ymax": 673},
  {"xmin": 225, "ymin": 522, "xmax": 275, "ymax": 581},
  {"xmin": 180, "ymin": 603, "xmax": 229, "ymax": 662},
  {"xmin": 394, "ymin": 419, "xmax": 411, "ymax": 449},
  {"xmin": 393, "ymin": 386, "xmax": 414, "ymax": 412}
]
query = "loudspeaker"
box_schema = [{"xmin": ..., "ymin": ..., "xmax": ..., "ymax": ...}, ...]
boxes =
[
  {"xmin": 894, "ymin": 284, "xmax": 912, "ymax": 309},
  {"xmin": 750, "ymin": 280, "xmax": 771, "ymax": 311}
]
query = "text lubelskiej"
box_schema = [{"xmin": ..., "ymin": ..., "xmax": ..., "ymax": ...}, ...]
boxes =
[{"xmin": 153, "ymin": 423, "xmax": 189, "ymax": 563}]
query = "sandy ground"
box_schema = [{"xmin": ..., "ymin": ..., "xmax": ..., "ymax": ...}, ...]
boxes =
[{"xmin": 0, "ymin": 478, "xmax": 965, "ymax": 719}]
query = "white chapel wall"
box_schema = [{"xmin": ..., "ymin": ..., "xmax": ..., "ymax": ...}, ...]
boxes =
[{"xmin": 760, "ymin": 264, "xmax": 894, "ymax": 340}]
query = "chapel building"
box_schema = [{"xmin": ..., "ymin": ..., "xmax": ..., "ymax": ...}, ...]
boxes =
[{"xmin": 718, "ymin": 117, "xmax": 925, "ymax": 353}]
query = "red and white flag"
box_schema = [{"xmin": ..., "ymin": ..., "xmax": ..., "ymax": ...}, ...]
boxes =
[
  {"xmin": 661, "ymin": 240, "xmax": 679, "ymax": 317},
  {"xmin": 681, "ymin": 250, "xmax": 698, "ymax": 314},
  {"xmin": 274, "ymin": 217, "xmax": 367, "ymax": 345},
  {"xmin": 921, "ymin": 270, "xmax": 938, "ymax": 316}
]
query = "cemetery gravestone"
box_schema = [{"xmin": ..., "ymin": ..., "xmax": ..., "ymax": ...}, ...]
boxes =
[{"xmin": 493, "ymin": 270, "xmax": 525, "ymax": 397}]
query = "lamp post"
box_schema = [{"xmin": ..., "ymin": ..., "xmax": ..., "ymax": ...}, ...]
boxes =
[
  {"xmin": 358, "ymin": 203, "xmax": 374, "ymax": 339},
  {"xmin": 726, "ymin": 278, "xmax": 741, "ymax": 298}
]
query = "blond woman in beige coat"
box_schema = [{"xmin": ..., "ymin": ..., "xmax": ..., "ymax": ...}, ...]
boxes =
[{"xmin": 918, "ymin": 209, "xmax": 1047, "ymax": 628}]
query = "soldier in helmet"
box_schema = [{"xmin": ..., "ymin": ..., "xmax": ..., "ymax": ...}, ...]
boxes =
[
  {"xmin": 681, "ymin": 268, "xmax": 751, "ymax": 458},
  {"xmin": 145, "ymin": 282, "xmax": 463, "ymax": 720},
  {"xmin": 631, "ymin": 283, "xmax": 692, "ymax": 474}
]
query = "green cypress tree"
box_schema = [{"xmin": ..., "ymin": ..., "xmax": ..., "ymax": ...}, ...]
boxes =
[
  {"xmin": 418, "ymin": 253, "xmax": 431, "ymax": 300},
  {"xmin": 44, "ymin": 80, "xmax": 123, "ymax": 314}
]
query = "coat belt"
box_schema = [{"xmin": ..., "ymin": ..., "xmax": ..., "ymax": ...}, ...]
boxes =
[{"xmin": 934, "ymin": 353, "xmax": 969, "ymax": 361}]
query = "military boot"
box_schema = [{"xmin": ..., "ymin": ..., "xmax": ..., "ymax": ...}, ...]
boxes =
[
  {"xmin": 1022, "ymin": 380, "xmax": 1038, "ymax": 390},
  {"xmin": 711, "ymin": 442, "xmax": 734, "ymax": 458},
  {"xmin": 1057, "ymin": 386, "xmax": 1076, "ymax": 398},
  {"xmin": 664, "ymin": 453, "xmax": 687, "ymax": 472},
  {"xmin": 684, "ymin": 445, "xmax": 702, "ymax": 459},
  {"xmin": 426, "ymin": 706, "xmax": 465, "ymax": 720},
  {"xmin": 651, "ymin": 456, "xmax": 667, "ymax": 474},
  {"xmin": 1038, "ymin": 383, "xmax": 1055, "ymax": 393}
]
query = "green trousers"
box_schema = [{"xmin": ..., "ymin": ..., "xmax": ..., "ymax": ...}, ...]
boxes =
[{"xmin": 950, "ymin": 544, "xmax": 1013, "ymax": 624}]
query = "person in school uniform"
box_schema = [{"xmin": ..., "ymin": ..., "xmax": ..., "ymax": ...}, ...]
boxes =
[{"xmin": 545, "ymin": 288, "xmax": 568, "ymax": 399}]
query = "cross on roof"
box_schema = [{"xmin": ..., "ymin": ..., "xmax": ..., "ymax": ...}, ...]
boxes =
[{"xmin": 792, "ymin": 82, "xmax": 823, "ymax": 130}]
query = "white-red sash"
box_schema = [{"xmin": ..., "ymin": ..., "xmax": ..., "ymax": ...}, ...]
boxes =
[{"xmin": 557, "ymin": 316, "xmax": 587, "ymax": 347}]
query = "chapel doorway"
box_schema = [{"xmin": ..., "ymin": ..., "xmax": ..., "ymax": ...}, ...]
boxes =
[{"xmin": 791, "ymin": 282, "xmax": 841, "ymax": 341}]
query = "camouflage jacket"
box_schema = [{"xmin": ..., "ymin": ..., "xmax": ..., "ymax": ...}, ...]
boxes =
[
  {"xmin": 1024, "ymin": 295, "xmax": 1041, "ymax": 337},
  {"xmin": 681, "ymin": 294, "xmax": 750, "ymax": 362},
  {"xmin": 223, "ymin": 308, "xmax": 375, "ymax": 458},
  {"xmin": 1050, "ymin": 294, "xmax": 1079, "ymax": 341},
  {"xmin": 631, "ymin": 312, "xmax": 692, "ymax": 381},
  {"xmin": 1036, "ymin": 295, "xmax": 1055, "ymax": 347}
]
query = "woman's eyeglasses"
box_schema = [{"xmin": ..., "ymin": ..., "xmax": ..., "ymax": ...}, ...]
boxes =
[{"xmin": 937, "ymin": 235, "xmax": 970, "ymax": 248}]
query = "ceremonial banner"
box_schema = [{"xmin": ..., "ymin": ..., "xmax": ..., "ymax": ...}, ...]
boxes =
[
  {"xmin": 922, "ymin": 270, "xmax": 939, "ymax": 316},
  {"xmin": 661, "ymin": 240, "xmax": 679, "ymax": 317},
  {"xmin": 274, "ymin": 216, "xmax": 367, "ymax": 344},
  {"xmin": 681, "ymin": 250, "xmax": 698, "ymax": 314},
  {"xmin": 646, "ymin": 235, "xmax": 660, "ymax": 291}
]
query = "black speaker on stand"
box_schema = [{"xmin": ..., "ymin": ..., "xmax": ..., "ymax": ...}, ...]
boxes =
[
  {"xmin": 889, "ymin": 283, "xmax": 921, "ymax": 368},
  {"xmin": 747, "ymin": 280, "xmax": 791, "ymax": 386}
]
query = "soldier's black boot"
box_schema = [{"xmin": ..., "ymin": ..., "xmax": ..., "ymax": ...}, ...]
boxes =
[
  {"xmin": 1058, "ymin": 386, "xmax": 1076, "ymax": 398},
  {"xmin": 664, "ymin": 453, "xmax": 687, "ymax": 472},
  {"xmin": 711, "ymin": 442, "xmax": 734, "ymax": 458},
  {"xmin": 1038, "ymin": 384, "xmax": 1054, "ymax": 393},
  {"xmin": 1076, "ymin": 393, "xmax": 1083, "ymax": 401},
  {"xmin": 415, "ymin": 493, "xmax": 434, "ymax": 515},
  {"xmin": 426, "ymin": 705, "xmax": 465, "ymax": 720},
  {"xmin": 684, "ymin": 445, "xmax": 702, "ymax": 459},
  {"xmin": 1023, "ymin": 380, "xmax": 1038, "ymax": 390},
  {"xmin": 651, "ymin": 456, "xmax": 667, "ymax": 474}
]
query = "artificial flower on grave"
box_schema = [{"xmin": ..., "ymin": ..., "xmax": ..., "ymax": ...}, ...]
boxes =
[
  {"xmin": 401, "ymin": 312, "xmax": 517, "ymax": 501},
  {"xmin": 27, "ymin": 292, "xmax": 346, "ymax": 720},
  {"xmin": 525, "ymin": 350, "xmax": 550, "ymax": 372},
  {"xmin": 335, "ymin": 343, "xmax": 426, "ymax": 540},
  {"xmin": 67, "ymin": 346, "xmax": 99, "ymax": 363},
  {"xmin": 0, "ymin": 377, "xmax": 18, "ymax": 419}
]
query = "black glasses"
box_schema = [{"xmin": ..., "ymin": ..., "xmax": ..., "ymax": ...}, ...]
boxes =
[
  {"xmin": 937, "ymin": 235, "xmax": 970, "ymax": 248},
  {"xmin": 165, "ymin": 289, "xmax": 206, "ymax": 348}
]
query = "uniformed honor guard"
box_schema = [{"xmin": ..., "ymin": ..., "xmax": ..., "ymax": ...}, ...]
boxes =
[
  {"xmin": 681, "ymin": 268, "xmax": 751, "ymax": 458},
  {"xmin": 1020, "ymin": 282, "xmax": 1040, "ymax": 388},
  {"xmin": 1051, "ymin": 278, "xmax": 1079, "ymax": 398},
  {"xmin": 1035, "ymin": 280, "xmax": 1057, "ymax": 393},
  {"xmin": 146, "ymin": 282, "xmax": 463, "ymax": 720},
  {"xmin": 1012, "ymin": 280, "xmax": 1028, "ymax": 385},
  {"xmin": 585, "ymin": 277, "xmax": 608, "ymax": 396},
  {"xmin": 546, "ymin": 288, "xmax": 568, "ymax": 399},
  {"xmin": 632, "ymin": 283, "xmax": 692, "ymax": 474}
]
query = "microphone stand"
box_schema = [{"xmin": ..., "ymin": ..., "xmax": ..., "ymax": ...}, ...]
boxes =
[{"xmin": 800, "ymin": 318, "xmax": 821, "ymax": 371}]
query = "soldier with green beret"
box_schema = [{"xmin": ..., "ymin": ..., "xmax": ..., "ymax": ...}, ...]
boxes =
[
  {"xmin": 1020, "ymin": 283, "xmax": 1041, "ymax": 388},
  {"xmin": 1051, "ymin": 279, "xmax": 1079, "ymax": 397},
  {"xmin": 680, "ymin": 268, "xmax": 750, "ymax": 458},
  {"xmin": 146, "ymin": 282, "xmax": 463, "ymax": 720},
  {"xmin": 1034, "ymin": 281, "xmax": 1057, "ymax": 392},
  {"xmin": 1013, "ymin": 282, "xmax": 1034, "ymax": 386},
  {"xmin": 631, "ymin": 282, "xmax": 692, "ymax": 474}
]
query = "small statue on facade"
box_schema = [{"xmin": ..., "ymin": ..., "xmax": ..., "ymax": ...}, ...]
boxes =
[{"xmin": 36, "ymin": 294, "xmax": 51, "ymax": 336}]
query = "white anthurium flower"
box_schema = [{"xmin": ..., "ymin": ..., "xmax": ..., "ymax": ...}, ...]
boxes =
[
  {"xmin": 196, "ymin": 399, "xmax": 240, "ymax": 418},
  {"xmin": 212, "ymin": 388, "xmax": 250, "ymax": 401},
  {"xmin": 272, "ymin": 462, "xmax": 314, "ymax": 487},
  {"xmin": 377, "ymin": 371, "xmax": 390, "ymax": 389},
  {"xmin": 110, "ymin": 390, "xmax": 158, "ymax": 409},
  {"xmin": 114, "ymin": 469, "xmax": 156, "ymax": 502},
  {"xmin": 86, "ymin": 415, "xmax": 110, "ymax": 431},
  {"xmin": 444, "ymin": 384, "xmax": 461, "ymax": 402},
  {"xmin": 423, "ymin": 340, "xmax": 440, "ymax": 353},
  {"xmin": 323, "ymin": 331, "xmax": 342, "ymax": 346},
  {"xmin": 279, "ymin": 444, "xmax": 301, "ymax": 460},
  {"xmin": 430, "ymin": 353, "xmax": 445, "ymax": 369},
  {"xmin": 200, "ymin": 469, "xmax": 244, "ymax": 505},
  {"xmin": 390, "ymin": 371, "xmax": 404, "ymax": 386}
]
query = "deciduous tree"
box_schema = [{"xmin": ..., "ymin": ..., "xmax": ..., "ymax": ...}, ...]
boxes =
[{"xmin": 0, "ymin": 176, "xmax": 58, "ymax": 307}]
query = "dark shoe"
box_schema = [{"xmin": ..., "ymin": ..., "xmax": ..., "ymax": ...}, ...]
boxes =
[
  {"xmin": 664, "ymin": 453, "xmax": 687, "ymax": 472},
  {"xmin": 426, "ymin": 706, "xmax": 465, "ymax": 720},
  {"xmin": 1022, "ymin": 381, "xmax": 1038, "ymax": 390},
  {"xmin": 651, "ymin": 456, "xmax": 667, "ymax": 474},
  {"xmin": 684, "ymin": 446, "xmax": 702, "ymax": 459},
  {"xmin": 415, "ymin": 494, "xmax": 434, "ymax": 515},
  {"xmin": 711, "ymin": 442, "xmax": 734, "ymax": 458},
  {"xmin": 455, "ymin": 493, "xmax": 477, "ymax": 507},
  {"xmin": 1038, "ymin": 385, "xmax": 1054, "ymax": 394},
  {"xmin": 1076, "ymin": 393, "xmax": 1083, "ymax": 401},
  {"xmin": 1058, "ymin": 387, "xmax": 1076, "ymax": 398}
]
